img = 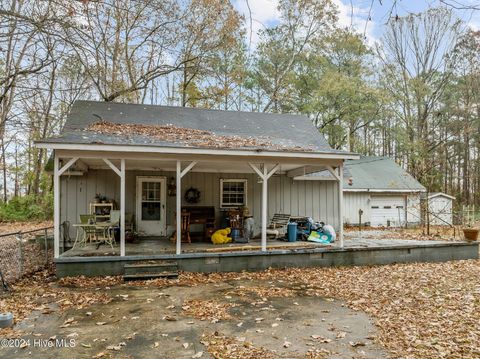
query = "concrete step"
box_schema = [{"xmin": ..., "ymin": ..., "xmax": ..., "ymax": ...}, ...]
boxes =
[
  {"xmin": 124, "ymin": 261, "xmax": 178, "ymax": 275},
  {"xmin": 123, "ymin": 271, "xmax": 179, "ymax": 281}
]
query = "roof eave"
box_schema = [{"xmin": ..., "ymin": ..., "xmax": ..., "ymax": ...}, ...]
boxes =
[
  {"xmin": 35, "ymin": 141, "xmax": 360, "ymax": 160},
  {"xmin": 343, "ymin": 188, "xmax": 426, "ymax": 193}
]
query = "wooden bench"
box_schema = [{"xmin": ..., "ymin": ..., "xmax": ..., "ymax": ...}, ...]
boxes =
[{"xmin": 266, "ymin": 213, "xmax": 291, "ymax": 238}]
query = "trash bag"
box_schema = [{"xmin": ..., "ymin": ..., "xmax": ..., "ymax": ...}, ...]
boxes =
[{"xmin": 322, "ymin": 224, "xmax": 336, "ymax": 242}]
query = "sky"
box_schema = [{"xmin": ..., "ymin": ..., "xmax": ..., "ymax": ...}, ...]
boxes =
[{"xmin": 232, "ymin": 0, "xmax": 480, "ymax": 47}]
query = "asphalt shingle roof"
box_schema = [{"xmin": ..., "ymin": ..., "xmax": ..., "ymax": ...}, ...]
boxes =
[
  {"xmin": 343, "ymin": 156, "xmax": 425, "ymax": 191},
  {"xmin": 304, "ymin": 156, "xmax": 425, "ymax": 192},
  {"xmin": 40, "ymin": 100, "xmax": 343, "ymax": 153}
]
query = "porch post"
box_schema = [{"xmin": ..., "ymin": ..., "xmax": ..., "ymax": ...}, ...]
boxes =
[
  {"xmin": 338, "ymin": 163, "xmax": 344, "ymax": 248},
  {"xmin": 53, "ymin": 154, "xmax": 60, "ymax": 258},
  {"xmin": 261, "ymin": 165, "xmax": 268, "ymax": 252},
  {"xmin": 120, "ymin": 159, "xmax": 125, "ymax": 256},
  {"xmin": 249, "ymin": 163, "xmax": 279, "ymax": 252},
  {"xmin": 176, "ymin": 161, "xmax": 181, "ymax": 255}
]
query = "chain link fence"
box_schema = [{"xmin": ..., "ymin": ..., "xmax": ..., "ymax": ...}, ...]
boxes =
[{"xmin": 0, "ymin": 227, "xmax": 53, "ymax": 287}]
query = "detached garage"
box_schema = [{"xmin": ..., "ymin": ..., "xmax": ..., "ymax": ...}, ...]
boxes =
[
  {"xmin": 295, "ymin": 156, "xmax": 426, "ymax": 227},
  {"xmin": 341, "ymin": 157, "xmax": 426, "ymax": 227}
]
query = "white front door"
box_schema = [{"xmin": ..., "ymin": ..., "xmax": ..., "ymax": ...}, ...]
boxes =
[{"xmin": 136, "ymin": 176, "xmax": 166, "ymax": 236}]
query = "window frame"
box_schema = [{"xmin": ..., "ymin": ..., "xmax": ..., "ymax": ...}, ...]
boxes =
[{"xmin": 220, "ymin": 179, "xmax": 248, "ymax": 208}]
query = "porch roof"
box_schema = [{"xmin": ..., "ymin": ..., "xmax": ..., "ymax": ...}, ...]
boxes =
[{"xmin": 36, "ymin": 100, "xmax": 358, "ymax": 159}]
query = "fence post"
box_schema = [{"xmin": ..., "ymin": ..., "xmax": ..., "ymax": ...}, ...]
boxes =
[
  {"xmin": 44, "ymin": 228, "xmax": 48, "ymax": 265},
  {"xmin": 16, "ymin": 233, "xmax": 23, "ymax": 277}
]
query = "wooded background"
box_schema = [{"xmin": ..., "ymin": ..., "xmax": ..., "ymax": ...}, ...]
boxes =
[{"xmin": 0, "ymin": 0, "xmax": 479, "ymax": 219}]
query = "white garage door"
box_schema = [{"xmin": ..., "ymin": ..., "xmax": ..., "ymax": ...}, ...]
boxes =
[{"xmin": 370, "ymin": 196, "xmax": 406, "ymax": 227}]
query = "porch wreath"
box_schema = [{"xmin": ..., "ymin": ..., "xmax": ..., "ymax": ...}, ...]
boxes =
[{"xmin": 184, "ymin": 187, "xmax": 201, "ymax": 204}]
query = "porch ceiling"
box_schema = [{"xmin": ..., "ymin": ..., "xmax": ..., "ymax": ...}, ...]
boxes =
[{"xmin": 71, "ymin": 157, "xmax": 327, "ymax": 174}]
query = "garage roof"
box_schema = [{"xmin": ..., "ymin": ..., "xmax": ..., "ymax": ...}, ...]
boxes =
[
  {"xmin": 343, "ymin": 156, "xmax": 426, "ymax": 192},
  {"xmin": 301, "ymin": 156, "xmax": 426, "ymax": 192}
]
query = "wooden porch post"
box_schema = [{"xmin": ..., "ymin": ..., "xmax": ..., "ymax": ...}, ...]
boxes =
[
  {"xmin": 176, "ymin": 161, "xmax": 181, "ymax": 255},
  {"xmin": 53, "ymin": 154, "xmax": 60, "ymax": 259},
  {"xmin": 249, "ymin": 163, "xmax": 279, "ymax": 252},
  {"xmin": 120, "ymin": 159, "xmax": 126, "ymax": 256},
  {"xmin": 175, "ymin": 160, "xmax": 198, "ymax": 255},
  {"xmin": 338, "ymin": 163, "xmax": 344, "ymax": 248},
  {"xmin": 53, "ymin": 155, "xmax": 79, "ymax": 258},
  {"xmin": 261, "ymin": 165, "xmax": 268, "ymax": 252}
]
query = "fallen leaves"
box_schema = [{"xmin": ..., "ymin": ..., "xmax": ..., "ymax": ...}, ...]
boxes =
[
  {"xmin": 182, "ymin": 299, "xmax": 235, "ymax": 321},
  {"xmin": 86, "ymin": 121, "xmax": 312, "ymax": 152},
  {"xmin": 201, "ymin": 332, "xmax": 276, "ymax": 359}
]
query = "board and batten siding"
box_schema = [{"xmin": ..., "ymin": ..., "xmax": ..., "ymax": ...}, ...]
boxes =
[
  {"xmin": 343, "ymin": 192, "xmax": 371, "ymax": 225},
  {"xmin": 60, "ymin": 170, "xmax": 341, "ymax": 238}
]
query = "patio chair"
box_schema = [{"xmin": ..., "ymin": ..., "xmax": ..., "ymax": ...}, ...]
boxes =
[
  {"xmin": 170, "ymin": 211, "xmax": 191, "ymax": 244},
  {"xmin": 79, "ymin": 214, "xmax": 97, "ymax": 243},
  {"xmin": 266, "ymin": 213, "xmax": 291, "ymax": 239},
  {"xmin": 107, "ymin": 210, "xmax": 120, "ymax": 245}
]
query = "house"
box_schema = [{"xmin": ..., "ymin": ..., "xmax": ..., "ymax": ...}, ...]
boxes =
[
  {"xmin": 36, "ymin": 100, "xmax": 359, "ymax": 261},
  {"xmin": 424, "ymin": 192, "xmax": 455, "ymax": 226},
  {"xmin": 295, "ymin": 156, "xmax": 426, "ymax": 227}
]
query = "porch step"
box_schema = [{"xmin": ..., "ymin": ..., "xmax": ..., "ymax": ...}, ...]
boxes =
[
  {"xmin": 123, "ymin": 272, "xmax": 178, "ymax": 281},
  {"xmin": 124, "ymin": 261, "xmax": 178, "ymax": 275},
  {"xmin": 123, "ymin": 261, "xmax": 179, "ymax": 281}
]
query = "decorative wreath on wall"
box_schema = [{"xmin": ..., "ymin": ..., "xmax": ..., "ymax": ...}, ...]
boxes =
[{"xmin": 184, "ymin": 187, "xmax": 201, "ymax": 204}]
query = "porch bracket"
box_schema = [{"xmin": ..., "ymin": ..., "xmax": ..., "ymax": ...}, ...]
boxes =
[
  {"xmin": 180, "ymin": 161, "xmax": 197, "ymax": 178},
  {"xmin": 103, "ymin": 158, "xmax": 121, "ymax": 177},
  {"xmin": 326, "ymin": 165, "xmax": 341, "ymax": 182},
  {"xmin": 58, "ymin": 157, "xmax": 79, "ymax": 176}
]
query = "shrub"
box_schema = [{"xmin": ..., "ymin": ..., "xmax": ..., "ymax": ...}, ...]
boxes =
[{"xmin": 0, "ymin": 194, "xmax": 53, "ymax": 222}]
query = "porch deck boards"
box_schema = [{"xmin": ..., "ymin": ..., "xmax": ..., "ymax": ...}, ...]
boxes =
[{"xmin": 60, "ymin": 237, "xmax": 465, "ymax": 258}]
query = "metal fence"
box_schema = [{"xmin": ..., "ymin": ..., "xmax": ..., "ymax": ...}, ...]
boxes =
[{"xmin": 0, "ymin": 226, "xmax": 53, "ymax": 286}]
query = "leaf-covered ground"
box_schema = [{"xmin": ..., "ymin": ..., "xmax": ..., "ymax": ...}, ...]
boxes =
[{"xmin": 1, "ymin": 259, "xmax": 479, "ymax": 358}]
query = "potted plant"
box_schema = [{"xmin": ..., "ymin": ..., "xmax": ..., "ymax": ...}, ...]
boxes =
[
  {"xmin": 463, "ymin": 226, "xmax": 479, "ymax": 241},
  {"xmin": 463, "ymin": 208, "xmax": 478, "ymax": 241}
]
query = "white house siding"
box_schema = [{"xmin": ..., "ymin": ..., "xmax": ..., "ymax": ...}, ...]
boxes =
[
  {"xmin": 428, "ymin": 196, "xmax": 453, "ymax": 225},
  {"xmin": 343, "ymin": 192, "xmax": 422, "ymax": 227},
  {"xmin": 60, "ymin": 170, "xmax": 341, "ymax": 238},
  {"xmin": 343, "ymin": 192, "xmax": 370, "ymax": 225}
]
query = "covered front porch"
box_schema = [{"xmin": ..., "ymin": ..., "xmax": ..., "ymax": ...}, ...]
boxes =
[{"xmin": 52, "ymin": 147, "xmax": 349, "ymax": 260}]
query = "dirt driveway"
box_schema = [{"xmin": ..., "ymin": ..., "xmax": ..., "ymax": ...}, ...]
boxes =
[{"xmin": 1, "ymin": 278, "xmax": 387, "ymax": 359}]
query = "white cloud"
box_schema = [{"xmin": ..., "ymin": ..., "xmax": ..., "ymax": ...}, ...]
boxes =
[
  {"xmin": 233, "ymin": 0, "xmax": 377, "ymax": 49},
  {"xmin": 331, "ymin": 0, "xmax": 377, "ymax": 45},
  {"xmin": 233, "ymin": 0, "xmax": 280, "ymax": 49}
]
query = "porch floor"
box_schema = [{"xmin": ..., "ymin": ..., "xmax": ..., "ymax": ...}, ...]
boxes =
[{"xmin": 60, "ymin": 236, "xmax": 464, "ymax": 258}]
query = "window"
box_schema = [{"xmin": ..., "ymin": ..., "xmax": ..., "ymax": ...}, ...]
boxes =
[{"xmin": 220, "ymin": 179, "xmax": 247, "ymax": 207}]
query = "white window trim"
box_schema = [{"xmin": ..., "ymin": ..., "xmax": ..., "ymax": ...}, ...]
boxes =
[{"xmin": 220, "ymin": 179, "xmax": 248, "ymax": 208}]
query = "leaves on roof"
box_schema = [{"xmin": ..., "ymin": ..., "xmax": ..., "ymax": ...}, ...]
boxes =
[{"xmin": 85, "ymin": 121, "xmax": 312, "ymax": 151}]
